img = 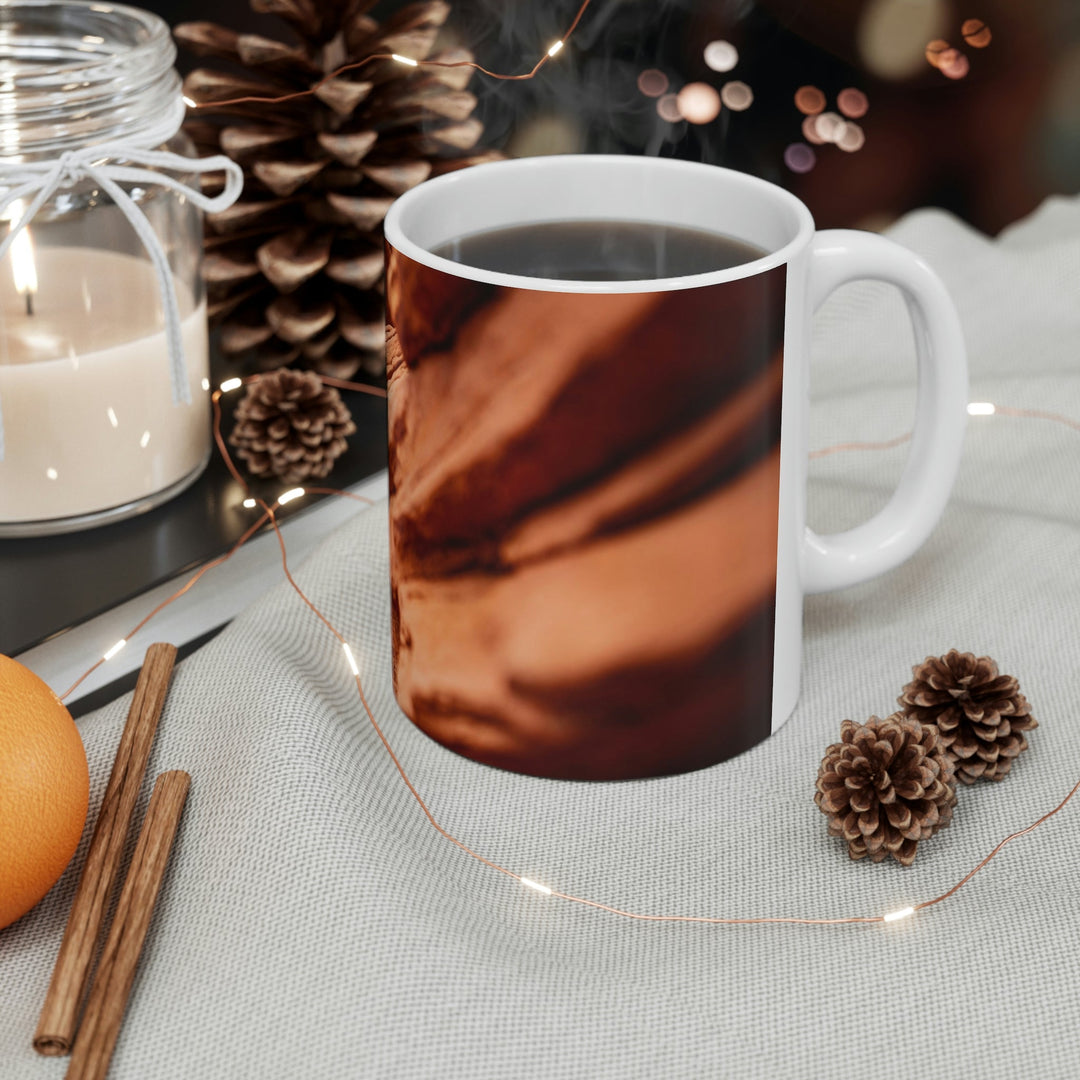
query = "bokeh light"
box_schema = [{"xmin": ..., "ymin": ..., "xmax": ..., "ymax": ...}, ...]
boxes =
[
  {"xmin": 858, "ymin": 0, "xmax": 949, "ymax": 80},
  {"xmin": 704, "ymin": 40, "xmax": 739, "ymax": 73},
  {"xmin": 925, "ymin": 39, "xmax": 950, "ymax": 68},
  {"xmin": 836, "ymin": 122, "xmax": 866, "ymax": 152},
  {"xmin": 656, "ymin": 93, "xmax": 682, "ymax": 122},
  {"xmin": 962, "ymin": 18, "xmax": 992, "ymax": 48},
  {"xmin": 939, "ymin": 48, "xmax": 970, "ymax": 80},
  {"xmin": 637, "ymin": 69, "xmax": 669, "ymax": 98},
  {"xmin": 814, "ymin": 111, "xmax": 846, "ymax": 143},
  {"xmin": 720, "ymin": 80, "xmax": 754, "ymax": 111},
  {"xmin": 794, "ymin": 85, "xmax": 826, "ymax": 115},
  {"xmin": 801, "ymin": 115, "xmax": 826, "ymax": 145},
  {"xmin": 677, "ymin": 82, "xmax": 722, "ymax": 124},
  {"xmin": 784, "ymin": 143, "xmax": 816, "ymax": 174},
  {"xmin": 837, "ymin": 88, "xmax": 869, "ymax": 119}
]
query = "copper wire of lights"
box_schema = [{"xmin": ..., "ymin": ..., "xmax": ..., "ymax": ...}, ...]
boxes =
[
  {"xmin": 51, "ymin": 378, "xmax": 1080, "ymax": 930},
  {"xmin": 181, "ymin": 0, "xmax": 595, "ymax": 112}
]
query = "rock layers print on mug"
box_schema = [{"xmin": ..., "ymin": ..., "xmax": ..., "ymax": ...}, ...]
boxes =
[{"xmin": 386, "ymin": 249, "xmax": 787, "ymax": 780}]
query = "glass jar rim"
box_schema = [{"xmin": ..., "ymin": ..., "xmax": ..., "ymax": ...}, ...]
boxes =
[{"xmin": 0, "ymin": 0, "xmax": 180, "ymax": 159}]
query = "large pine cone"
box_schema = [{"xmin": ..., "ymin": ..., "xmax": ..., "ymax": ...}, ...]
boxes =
[
  {"xmin": 815, "ymin": 715, "xmax": 957, "ymax": 866},
  {"xmin": 229, "ymin": 369, "xmax": 356, "ymax": 483},
  {"xmin": 176, "ymin": 0, "xmax": 500, "ymax": 380},
  {"xmin": 898, "ymin": 650, "xmax": 1037, "ymax": 784}
]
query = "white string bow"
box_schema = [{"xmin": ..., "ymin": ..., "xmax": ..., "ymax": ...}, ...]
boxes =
[{"xmin": 0, "ymin": 141, "xmax": 244, "ymax": 462}]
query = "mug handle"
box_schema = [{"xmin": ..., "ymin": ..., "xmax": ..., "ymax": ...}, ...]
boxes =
[{"xmin": 803, "ymin": 229, "xmax": 969, "ymax": 594}]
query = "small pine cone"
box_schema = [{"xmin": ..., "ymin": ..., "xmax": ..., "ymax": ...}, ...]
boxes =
[
  {"xmin": 229, "ymin": 370, "xmax": 356, "ymax": 484},
  {"xmin": 815, "ymin": 715, "xmax": 957, "ymax": 866},
  {"xmin": 898, "ymin": 650, "xmax": 1037, "ymax": 784}
]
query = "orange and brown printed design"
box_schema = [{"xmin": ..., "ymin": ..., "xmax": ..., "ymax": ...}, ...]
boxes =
[{"xmin": 385, "ymin": 249, "xmax": 786, "ymax": 780}]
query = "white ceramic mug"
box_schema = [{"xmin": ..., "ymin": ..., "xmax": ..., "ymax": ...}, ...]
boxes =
[{"xmin": 384, "ymin": 155, "xmax": 968, "ymax": 780}]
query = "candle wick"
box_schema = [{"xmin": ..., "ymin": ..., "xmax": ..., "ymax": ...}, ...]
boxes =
[{"xmin": 24, "ymin": 291, "xmax": 33, "ymax": 317}]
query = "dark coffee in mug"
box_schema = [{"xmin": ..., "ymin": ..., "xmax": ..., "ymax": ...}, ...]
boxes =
[{"xmin": 432, "ymin": 220, "xmax": 765, "ymax": 280}]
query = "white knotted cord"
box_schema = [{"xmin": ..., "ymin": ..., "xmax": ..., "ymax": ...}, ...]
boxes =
[{"xmin": 0, "ymin": 100, "xmax": 244, "ymax": 461}]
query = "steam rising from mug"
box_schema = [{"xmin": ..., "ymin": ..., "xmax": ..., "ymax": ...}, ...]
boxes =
[{"xmin": 450, "ymin": 0, "xmax": 731, "ymax": 159}]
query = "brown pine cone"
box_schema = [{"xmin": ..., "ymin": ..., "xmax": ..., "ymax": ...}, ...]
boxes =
[
  {"xmin": 176, "ymin": 0, "xmax": 501, "ymax": 380},
  {"xmin": 229, "ymin": 370, "xmax": 356, "ymax": 484},
  {"xmin": 898, "ymin": 650, "xmax": 1037, "ymax": 784},
  {"xmin": 815, "ymin": 715, "xmax": 957, "ymax": 866}
]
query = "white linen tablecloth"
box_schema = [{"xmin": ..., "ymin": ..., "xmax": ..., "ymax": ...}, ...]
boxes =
[{"xmin": 2, "ymin": 196, "xmax": 1079, "ymax": 1079}]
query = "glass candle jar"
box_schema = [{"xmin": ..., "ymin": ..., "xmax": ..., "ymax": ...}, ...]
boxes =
[{"xmin": 0, "ymin": 1, "xmax": 235, "ymax": 536}]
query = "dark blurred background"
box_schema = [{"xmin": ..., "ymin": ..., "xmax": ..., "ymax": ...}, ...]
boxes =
[{"xmin": 153, "ymin": 0, "xmax": 1080, "ymax": 235}]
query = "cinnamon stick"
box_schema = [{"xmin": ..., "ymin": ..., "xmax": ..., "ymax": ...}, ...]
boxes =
[
  {"xmin": 34, "ymin": 643, "xmax": 178, "ymax": 1056},
  {"xmin": 65, "ymin": 771, "xmax": 191, "ymax": 1080}
]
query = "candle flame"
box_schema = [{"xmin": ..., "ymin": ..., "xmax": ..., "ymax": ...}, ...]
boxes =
[{"xmin": 6, "ymin": 201, "xmax": 38, "ymax": 308}]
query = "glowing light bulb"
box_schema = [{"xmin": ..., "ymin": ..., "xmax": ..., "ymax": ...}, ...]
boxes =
[
  {"xmin": 220, "ymin": 377, "xmax": 243, "ymax": 393},
  {"xmin": 704, "ymin": 40, "xmax": 738, "ymax": 73},
  {"xmin": 656, "ymin": 94, "xmax": 682, "ymax": 123},
  {"xmin": 967, "ymin": 402, "xmax": 996, "ymax": 416},
  {"xmin": 883, "ymin": 906, "xmax": 915, "ymax": 923},
  {"xmin": 392, "ymin": 53, "xmax": 418, "ymax": 67},
  {"xmin": 520, "ymin": 877, "xmax": 552, "ymax": 895},
  {"xmin": 836, "ymin": 122, "xmax": 866, "ymax": 153},
  {"xmin": 201, "ymin": 377, "xmax": 211, "ymax": 392},
  {"xmin": 720, "ymin": 81, "xmax": 754, "ymax": 112},
  {"xmin": 676, "ymin": 82, "xmax": 721, "ymax": 125},
  {"xmin": 802, "ymin": 116, "xmax": 826, "ymax": 145},
  {"xmin": 938, "ymin": 49, "xmax": 970, "ymax": 80},
  {"xmin": 242, "ymin": 497, "xmax": 257, "ymax": 509},
  {"xmin": 962, "ymin": 18, "xmax": 992, "ymax": 48},
  {"xmin": 837, "ymin": 88, "xmax": 869, "ymax": 119},
  {"xmin": 343, "ymin": 643, "xmax": 360, "ymax": 676},
  {"xmin": 140, "ymin": 430, "xmax": 151, "ymax": 448},
  {"xmin": 858, "ymin": 0, "xmax": 949, "ymax": 80},
  {"xmin": 636, "ymin": 69, "xmax": 669, "ymax": 98},
  {"xmin": 783, "ymin": 143, "xmax": 817, "ymax": 174},
  {"xmin": 814, "ymin": 111, "xmax": 846, "ymax": 143},
  {"xmin": 547, "ymin": 40, "xmax": 564, "ymax": 57},
  {"xmin": 794, "ymin": 85, "xmax": 826, "ymax": 116},
  {"xmin": 277, "ymin": 487, "xmax": 305, "ymax": 505},
  {"xmin": 103, "ymin": 638, "xmax": 127, "ymax": 661},
  {"xmin": 182, "ymin": 95, "xmax": 197, "ymax": 109}
]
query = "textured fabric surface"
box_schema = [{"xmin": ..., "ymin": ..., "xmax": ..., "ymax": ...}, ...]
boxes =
[{"xmin": 3, "ymin": 198, "xmax": 1079, "ymax": 1079}]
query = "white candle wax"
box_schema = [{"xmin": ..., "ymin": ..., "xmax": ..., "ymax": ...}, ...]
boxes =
[{"xmin": 0, "ymin": 247, "xmax": 210, "ymax": 524}]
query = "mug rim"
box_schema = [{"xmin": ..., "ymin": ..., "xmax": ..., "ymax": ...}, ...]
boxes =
[{"xmin": 384, "ymin": 154, "xmax": 816, "ymax": 294}]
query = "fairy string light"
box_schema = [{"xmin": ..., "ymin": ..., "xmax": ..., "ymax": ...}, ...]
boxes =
[
  {"xmin": 58, "ymin": 502, "xmax": 276, "ymax": 701},
  {"xmin": 53, "ymin": 373, "xmax": 1080, "ymax": 930},
  {"xmin": 182, "ymin": 0, "xmax": 594, "ymax": 112},
  {"xmin": 809, "ymin": 401, "xmax": 1080, "ymax": 460}
]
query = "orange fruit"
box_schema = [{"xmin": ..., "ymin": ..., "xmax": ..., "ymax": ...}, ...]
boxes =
[{"xmin": 0, "ymin": 655, "xmax": 89, "ymax": 930}]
